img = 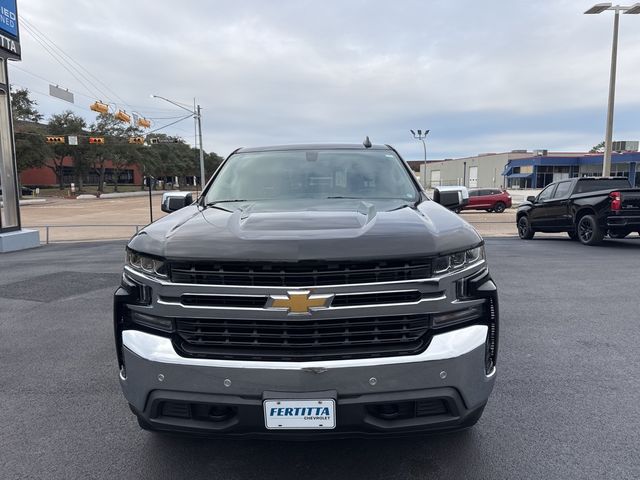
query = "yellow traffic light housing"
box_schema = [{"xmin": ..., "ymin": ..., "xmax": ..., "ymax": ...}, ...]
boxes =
[
  {"xmin": 89, "ymin": 137, "xmax": 105, "ymax": 145},
  {"xmin": 137, "ymin": 118, "xmax": 151, "ymax": 128},
  {"xmin": 128, "ymin": 136, "xmax": 145, "ymax": 144},
  {"xmin": 90, "ymin": 101, "xmax": 109, "ymax": 114},
  {"xmin": 115, "ymin": 110, "xmax": 131, "ymax": 123},
  {"xmin": 46, "ymin": 136, "xmax": 65, "ymax": 144}
]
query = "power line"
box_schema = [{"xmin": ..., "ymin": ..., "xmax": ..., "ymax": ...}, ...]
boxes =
[
  {"xmin": 20, "ymin": 17, "xmax": 121, "ymax": 106},
  {"xmin": 146, "ymin": 114, "xmax": 194, "ymax": 134},
  {"xmin": 10, "ymin": 82, "xmax": 95, "ymax": 113},
  {"xmin": 9, "ymin": 65, "xmax": 180, "ymax": 116},
  {"xmin": 20, "ymin": 22, "xmax": 104, "ymax": 101},
  {"xmin": 17, "ymin": 17, "xmax": 178, "ymax": 118}
]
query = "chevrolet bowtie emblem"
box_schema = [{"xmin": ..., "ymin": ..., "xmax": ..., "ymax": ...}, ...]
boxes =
[{"xmin": 266, "ymin": 290, "xmax": 334, "ymax": 315}]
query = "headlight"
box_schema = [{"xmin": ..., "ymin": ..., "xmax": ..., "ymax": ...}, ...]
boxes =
[
  {"xmin": 125, "ymin": 249, "xmax": 168, "ymax": 278},
  {"xmin": 433, "ymin": 245, "xmax": 485, "ymax": 275}
]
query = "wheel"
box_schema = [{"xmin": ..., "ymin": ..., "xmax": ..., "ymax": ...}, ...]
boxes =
[
  {"xmin": 576, "ymin": 215, "xmax": 604, "ymax": 245},
  {"xmin": 493, "ymin": 202, "xmax": 506, "ymax": 213},
  {"xmin": 567, "ymin": 230, "xmax": 578, "ymax": 240},
  {"xmin": 453, "ymin": 208, "xmax": 462, "ymax": 214},
  {"xmin": 517, "ymin": 216, "xmax": 535, "ymax": 240},
  {"xmin": 608, "ymin": 228, "xmax": 631, "ymax": 239}
]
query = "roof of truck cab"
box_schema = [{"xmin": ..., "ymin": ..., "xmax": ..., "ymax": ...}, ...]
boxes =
[{"xmin": 235, "ymin": 143, "xmax": 392, "ymax": 153}]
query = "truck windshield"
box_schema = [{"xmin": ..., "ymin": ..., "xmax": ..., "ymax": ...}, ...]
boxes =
[{"xmin": 204, "ymin": 149, "xmax": 419, "ymax": 203}]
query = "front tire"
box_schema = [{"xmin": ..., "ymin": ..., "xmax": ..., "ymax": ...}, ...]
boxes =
[
  {"xmin": 517, "ymin": 216, "xmax": 535, "ymax": 239},
  {"xmin": 493, "ymin": 202, "xmax": 506, "ymax": 213},
  {"xmin": 577, "ymin": 215, "xmax": 604, "ymax": 245}
]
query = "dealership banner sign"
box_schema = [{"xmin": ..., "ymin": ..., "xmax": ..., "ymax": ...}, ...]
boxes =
[{"xmin": 0, "ymin": 0, "xmax": 19, "ymax": 59}]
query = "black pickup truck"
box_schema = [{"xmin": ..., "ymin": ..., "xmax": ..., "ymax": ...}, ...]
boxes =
[{"xmin": 516, "ymin": 177, "xmax": 640, "ymax": 245}]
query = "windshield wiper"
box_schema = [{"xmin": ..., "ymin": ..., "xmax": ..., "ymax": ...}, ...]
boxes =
[
  {"xmin": 324, "ymin": 196, "xmax": 363, "ymax": 199},
  {"xmin": 205, "ymin": 199, "xmax": 251, "ymax": 206},
  {"xmin": 325, "ymin": 196, "xmax": 413, "ymax": 201},
  {"xmin": 201, "ymin": 200, "xmax": 253, "ymax": 211}
]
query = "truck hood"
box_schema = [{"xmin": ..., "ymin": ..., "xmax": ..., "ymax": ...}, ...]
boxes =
[{"xmin": 128, "ymin": 199, "xmax": 482, "ymax": 261}]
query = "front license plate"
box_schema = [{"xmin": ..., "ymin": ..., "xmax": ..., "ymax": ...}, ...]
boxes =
[{"xmin": 263, "ymin": 399, "xmax": 336, "ymax": 430}]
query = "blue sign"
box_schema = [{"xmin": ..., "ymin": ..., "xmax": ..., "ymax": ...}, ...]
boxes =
[{"xmin": 0, "ymin": 0, "xmax": 17, "ymax": 38}]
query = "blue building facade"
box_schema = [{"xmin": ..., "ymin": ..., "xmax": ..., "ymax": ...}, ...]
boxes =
[{"xmin": 502, "ymin": 152, "xmax": 640, "ymax": 189}]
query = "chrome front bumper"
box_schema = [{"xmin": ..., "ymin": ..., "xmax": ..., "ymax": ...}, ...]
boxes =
[{"xmin": 119, "ymin": 325, "xmax": 496, "ymax": 435}]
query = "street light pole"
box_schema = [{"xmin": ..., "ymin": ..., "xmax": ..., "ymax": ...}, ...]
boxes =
[
  {"xmin": 197, "ymin": 104, "xmax": 205, "ymax": 187},
  {"xmin": 585, "ymin": 3, "xmax": 640, "ymax": 177},
  {"xmin": 603, "ymin": 10, "xmax": 619, "ymax": 178},
  {"xmin": 151, "ymin": 94, "xmax": 207, "ymax": 187},
  {"xmin": 410, "ymin": 129, "xmax": 430, "ymax": 188}
]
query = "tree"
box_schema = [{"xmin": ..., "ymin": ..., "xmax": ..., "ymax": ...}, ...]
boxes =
[
  {"xmin": 14, "ymin": 131, "xmax": 50, "ymax": 173},
  {"xmin": 204, "ymin": 151, "xmax": 224, "ymax": 177},
  {"xmin": 11, "ymin": 88, "xmax": 44, "ymax": 123},
  {"xmin": 88, "ymin": 112, "xmax": 129, "ymax": 192},
  {"xmin": 590, "ymin": 141, "xmax": 605, "ymax": 153},
  {"xmin": 47, "ymin": 111, "xmax": 87, "ymax": 190},
  {"xmin": 10, "ymin": 88, "xmax": 51, "ymax": 173}
]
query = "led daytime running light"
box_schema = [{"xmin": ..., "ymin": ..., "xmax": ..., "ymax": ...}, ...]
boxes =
[{"xmin": 434, "ymin": 245, "xmax": 484, "ymax": 275}]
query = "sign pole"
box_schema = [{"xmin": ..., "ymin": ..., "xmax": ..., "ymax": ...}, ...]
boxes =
[{"xmin": 0, "ymin": 0, "xmax": 40, "ymax": 252}]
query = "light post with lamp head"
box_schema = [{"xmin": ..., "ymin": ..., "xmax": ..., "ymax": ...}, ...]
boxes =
[
  {"xmin": 410, "ymin": 129, "xmax": 430, "ymax": 188},
  {"xmin": 585, "ymin": 3, "xmax": 640, "ymax": 176}
]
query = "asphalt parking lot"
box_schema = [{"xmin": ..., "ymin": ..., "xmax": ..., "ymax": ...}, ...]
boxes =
[{"xmin": 1, "ymin": 237, "xmax": 639, "ymax": 479}]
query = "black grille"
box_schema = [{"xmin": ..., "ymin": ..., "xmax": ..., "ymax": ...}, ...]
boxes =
[
  {"xmin": 174, "ymin": 314, "xmax": 431, "ymax": 361},
  {"xmin": 167, "ymin": 291, "xmax": 424, "ymax": 309},
  {"xmin": 180, "ymin": 295, "xmax": 268, "ymax": 308},
  {"xmin": 332, "ymin": 291, "xmax": 422, "ymax": 307},
  {"xmin": 169, "ymin": 258, "xmax": 432, "ymax": 287}
]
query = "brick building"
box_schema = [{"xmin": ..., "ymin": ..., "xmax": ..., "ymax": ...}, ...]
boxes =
[{"xmin": 20, "ymin": 156, "xmax": 143, "ymax": 187}]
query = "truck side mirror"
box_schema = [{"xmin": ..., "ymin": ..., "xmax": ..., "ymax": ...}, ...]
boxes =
[
  {"xmin": 526, "ymin": 196, "xmax": 536, "ymax": 203},
  {"xmin": 433, "ymin": 186, "xmax": 469, "ymax": 211},
  {"xmin": 161, "ymin": 192, "xmax": 193, "ymax": 213}
]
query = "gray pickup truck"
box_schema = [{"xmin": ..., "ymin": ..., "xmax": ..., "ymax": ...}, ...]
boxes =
[{"xmin": 114, "ymin": 143, "xmax": 498, "ymax": 438}]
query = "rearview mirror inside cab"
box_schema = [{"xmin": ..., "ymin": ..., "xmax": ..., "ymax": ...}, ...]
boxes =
[
  {"xmin": 161, "ymin": 192, "xmax": 193, "ymax": 213},
  {"xmin": 433, "ymin": 186, "xmax": 469, "ymax": 211}
]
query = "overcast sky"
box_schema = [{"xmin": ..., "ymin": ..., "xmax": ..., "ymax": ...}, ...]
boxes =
[{"xmin": 10, "ymin": 0, "xmax": 640, "ymax": 160}]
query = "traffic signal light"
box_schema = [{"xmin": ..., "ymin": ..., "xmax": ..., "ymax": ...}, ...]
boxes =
[
  {"xmin": 89, "ymin": 137, "xmax": 105, "ymax": 145},
  {"xmin": 115, "ymin": 110, "xmax": 131, "ymax": 123},
  {"xmin": 46, "ymin": 136, "xmax": 65, "ymax": 144},
  {"xmin": 137, "ymin": 118, "xmax": 151, "ymax": 128},
  {"xmin": 90, "ymin": 101, "xmax": 109, "ymax": 114},
  {"xmin": 128, "ymin": 136, "xmax": 145, "ymax": 144}
]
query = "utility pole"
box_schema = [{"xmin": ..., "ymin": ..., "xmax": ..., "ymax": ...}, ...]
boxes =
[
  {"xmin": 197, "ymin": 104, "xmax": 205, "ymax": 186},
  {"xmin": 152, "ymin": 94, "xmax": 207, "ymax": 187},
  {"xmin": 410, "ymin": 129, "xmax": 430, "ymax": 188}
]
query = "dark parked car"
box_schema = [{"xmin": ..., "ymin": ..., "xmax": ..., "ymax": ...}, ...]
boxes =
[
  {"xmin": 0, "ymin": 186, "xmax": 33, "ymax": 197},
  {"xmin": 456, "ymin": 188, "xmax": 511, "ymax": 213},
  {"xmin": 516, "ymin": 177, "xmax": 640, "ymax": 245}
]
